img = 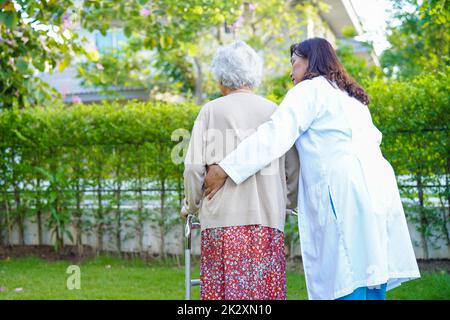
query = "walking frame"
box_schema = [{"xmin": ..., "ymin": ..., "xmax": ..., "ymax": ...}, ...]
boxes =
[
  {"xmin": 184, "ymin": 210, "xmax": 298, "ymax": 300},
  {"xmin": 184, "ymin": 214, "xmax": 201, "ymax": 300}
]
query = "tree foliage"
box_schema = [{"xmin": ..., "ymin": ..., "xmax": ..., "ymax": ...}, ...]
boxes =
[
  {"xmin": 76, "ymin": 0, "xmax": 327, "ymax": 103},
  {"xmin": 368, "ymin": 68, "xmax": 450, "ymax": 256},
  {"xmin": 381, "ymin": 0, "xmax": 450, "ymax": 78},
  {"xmin": 0, "ymin": 0, "xmax": 85, "ymax": 109}
]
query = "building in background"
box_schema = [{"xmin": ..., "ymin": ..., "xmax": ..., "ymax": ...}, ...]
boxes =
[{"xmin": 317, "ymin": 0, "xmax": 380, "ymax": 65}]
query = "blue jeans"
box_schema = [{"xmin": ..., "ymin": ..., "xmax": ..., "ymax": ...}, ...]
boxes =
[{"xmin": 337, "ymin": 283, "xmax": 387, "ymax": 300}]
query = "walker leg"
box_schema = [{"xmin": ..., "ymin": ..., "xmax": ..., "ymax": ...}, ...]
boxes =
[{"xmin": 185, "ymin": 248, "xmax": 191, "ymax": 300}]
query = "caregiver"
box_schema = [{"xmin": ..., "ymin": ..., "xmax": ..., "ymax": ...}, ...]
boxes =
[{"xmin": 203, "ymin": 37, "xmax": 420, "ymax": 300}]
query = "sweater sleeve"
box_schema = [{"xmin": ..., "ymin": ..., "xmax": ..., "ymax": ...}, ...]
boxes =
[
  {"xmin": 183, "ymin": 107, "xmax": 208, "ymax": 215},
  {"xmin": 285, "ymin": 145, "xmax": 300, "ymax": 210}
]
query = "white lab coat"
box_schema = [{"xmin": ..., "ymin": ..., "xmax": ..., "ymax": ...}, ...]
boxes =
[{"xmin": 220, "ymin": 76, "xmax": 420, "ymax": 300}]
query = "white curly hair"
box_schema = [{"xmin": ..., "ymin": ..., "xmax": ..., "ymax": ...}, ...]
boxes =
[{"xmin": 211, "ymin": 41, "xmax": 263, "ymax": 90}]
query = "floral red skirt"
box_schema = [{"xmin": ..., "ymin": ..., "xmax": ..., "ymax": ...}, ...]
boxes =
[{"xmin": 200, "ymin": 225, "xmax": 286, "ymax": 300}]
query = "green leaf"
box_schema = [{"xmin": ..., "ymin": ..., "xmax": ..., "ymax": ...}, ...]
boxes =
[
  {"xmin": 32, "ymin": 57, "xmax": 46, "ymax": 72},
  {"xmin": 50, "ymin": 207, "xmax": 61, "ymax": 225},
  {"xmin": 35, "ymin": 167, "xmax": 54, "ymax": 181},
  {"xmin": 0, "ymin": 11, "xmax": 16, "ymax": 29},
  {"xmin": 124, "ymin": 25, "xmax": 132, "ymax": 38},
  {"xmin": 16, "ymin": 57, "xmax": 28, "ymax": 73},
  {"xmin": 65, "ymin": 230, "xmax": 74, "ymax": 243},
  {"xmin": 13, "ymin": 129, "xmax": 28, "ymax": 142}
]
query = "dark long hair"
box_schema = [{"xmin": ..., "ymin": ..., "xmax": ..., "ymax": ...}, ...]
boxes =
[{"xmin": 290, "ymin": 37, "xmax": 369, "ymax": 106}]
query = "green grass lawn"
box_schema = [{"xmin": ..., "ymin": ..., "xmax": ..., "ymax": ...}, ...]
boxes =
[{"xmin": 0, "ymin": 256, "xmax": 448, "ymax": 300}]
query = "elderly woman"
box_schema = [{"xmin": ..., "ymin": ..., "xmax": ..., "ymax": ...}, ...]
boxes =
[{"xmin": 182, "ymin": 41, "xmax": 299, "ymax": 300}]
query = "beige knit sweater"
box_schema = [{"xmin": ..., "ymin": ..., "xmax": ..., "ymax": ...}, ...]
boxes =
[{"xmin": 183, "ymin": 92, "xmax": 300, "ymax": 231}]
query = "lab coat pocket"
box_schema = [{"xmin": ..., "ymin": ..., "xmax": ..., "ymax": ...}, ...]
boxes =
[
  {"xmin": 328, "ymin": 185, "xmax": 338, "ymax": 220},
  {"xmin": 362, "ymin": 158, "xmax": 396, "ymax": 216},
  {"xmin": 305, "ymin": 181, "xmax": 328, "ymax": 227}
]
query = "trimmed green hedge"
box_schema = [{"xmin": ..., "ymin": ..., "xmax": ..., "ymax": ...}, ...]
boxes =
[
  {"xmin": 0, "ymin": 100, "xmax": 199, "ymax": 149},
  {"xmin": 0, "ymin": 100, "xmax": 200, "ymax": 256}
]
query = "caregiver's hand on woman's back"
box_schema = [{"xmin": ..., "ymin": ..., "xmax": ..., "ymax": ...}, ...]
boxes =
[{"xmin": 204, "ymin": 164, "xmax": 228, "ymax": 200}]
